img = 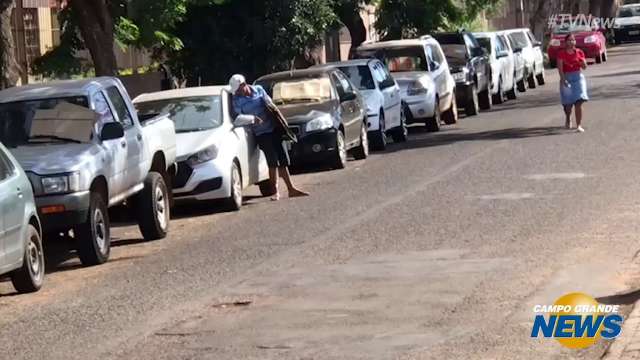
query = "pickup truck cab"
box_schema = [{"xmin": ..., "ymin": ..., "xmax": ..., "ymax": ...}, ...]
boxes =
[
  {"xmin": 0, "ymin": 77, "xmax": 177, "ymax": 266},
  {"xmin": 614, "ymin": 4, "xmax": 640, "ymax": 44}
]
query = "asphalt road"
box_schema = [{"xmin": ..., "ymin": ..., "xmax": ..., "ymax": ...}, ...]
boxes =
[{"xmin": 3, "ymin": 44, "xmax": 640, "ymax": 360}]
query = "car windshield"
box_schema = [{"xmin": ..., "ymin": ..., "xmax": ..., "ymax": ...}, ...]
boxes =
[
  {"xmin": 135, "ymin": 96, "xmax": 222, "ymax": 133},
  {"xmin": 357, "ymin": 46, "xmax": 428, "ymax": 73},
  {"xmin": 441, "ymin": 44, "xmax": 468, "ymax": 60},
  {"xmin": 618, "ymin": 6, "xmax": 640, "ymax": 17},
  {"xmin": 338, "ymin": 65, "xmax": 375, "ymax": 90},
  {"xmin": 476, "ymin": 38, "xmax": 492, "ymax": 54},
  {"xmin": 508, "ymin": 32, "xmax": 529, "ymax": 49},
  {"xmin": 0, "ymin": 96, "xmax": 94, "ymax": 148},
  {"xmin": 266, "ymin": 77, "xmax": 333, "ymax": 105}
]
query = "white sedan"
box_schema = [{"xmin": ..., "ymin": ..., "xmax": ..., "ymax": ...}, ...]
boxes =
[{"xmin": 134, "ymin": 86, "xmax": 270, "ymax": 210}]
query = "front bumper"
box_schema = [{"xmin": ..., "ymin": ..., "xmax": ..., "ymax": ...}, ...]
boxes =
[
  {"xmin": 401, "ymin": 93, "xmax": 436, "ymax": 122},
  {"xmin": 615, "ymin": 27, "xmax": 640, "ymax": 42},
  {"xmin": 36, "ymin": 191, "xmax": 90, "ymax": 232},
  {"xmin": 173, "ymin": 159, "xmax": 227, "ymax": 201},
  {"xmin": 367, "ymin": 113, "xmax": 381, "ymax": 131},
  {"xmin": 288, "ymin": 128, "xmax": 339, "ymax": 164}
]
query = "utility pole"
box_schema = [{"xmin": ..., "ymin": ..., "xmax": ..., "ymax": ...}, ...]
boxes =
[
  {"xmin": 515, "ymin": 0, "xmax": 525, "ymax": 28},
  {"xmin": 13, "ymin": 0, "xmax": 27, "ymax": 84}
]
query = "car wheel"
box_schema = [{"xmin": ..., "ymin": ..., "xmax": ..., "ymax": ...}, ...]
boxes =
[
  {"xmin": 10, "ymin": 224, "xmax": 45, "ymax": 293},
  {"xmin": 224, "ymin": 162, "xmax": 243, "ymax": 211},
  {"xmin": 134, "ymin": 172, "xmax": 170, "ymax": 240},
  {"xmin": 478, "ymin": 83, "xmax": 492, "ymax": 110},
  {"xmin": 332, "ymin": 130, "xmax": 348, "ymax": 169},
  {"xmin": 258, "ymin": 180, "xmax": 275, "ymax": 197},
  {"xmin": 353, "ymin": 123, "xmax": 369, "ymax": 160},
  {"xmin": 506, "ymin": 76, "xmax": 518, "ymax": 100},
  {"xmin": 371, "ymin": 111, "xmax": 387, "ymax": 151},
  {"xmin": 536, "ymin": 69, "xmax": 546, "ymax": 86},
  {"xmin": 492, "ymin": 78, "xmax": 504, "ymax": 105},
  {"xmin": 442, "ymin": 95, "xmax": 458, "ymax": 125},
  {"xmin": 517, "ymin": 76, "xmax": 527, "ymax": 92},
  {"xmin": 595, "ymin": 53, "xmax": 603, "ymax": 64},
  {"xmin": 391, "ymin": 105, "xmax": 409, "ymax": 142},
  {"xmin": 75, "ymin": 191, "xmax": 110, "ymax": 266},
  {"xmin": 426, "ymin": 99, "xmax": 441, "ymax": 132},
  {"xmin": 527, "ymin": 70, "xmax": 537, "ymax": 89},
  {"xmin": 465, "ymin": 85, "xmax": 479, "ymax": 116},
  {"xmin": 602, "ymin": 50, "xmax": 608, "ymax": 62}
]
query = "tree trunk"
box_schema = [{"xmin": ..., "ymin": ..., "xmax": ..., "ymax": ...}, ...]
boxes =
[
  {"xmin": 600, "ymin": 0, "xmax": 615, "ymax": 18},
  {"xmin": 0, "ymin": 0, "xmax": 19, "ymax": 89},
  {"xmin": 335, "ymin": 3, "xmax": 367, "ymax": 59},
  {"xmin": 589, "ymin": 0, "xmax": 601, "ymax": 16},
  {"xmin": 71, "ymin": 0, "xmax": 117, "ymax": 76}
]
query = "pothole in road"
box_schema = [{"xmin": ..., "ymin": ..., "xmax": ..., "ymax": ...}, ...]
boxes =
[
  {"xmin": 524, "ymin": 172, "xmax": 587, "ymax": 180},
  {"xmin": 477, "ymin": 193, "xmax": 535, "ymax": 200}
]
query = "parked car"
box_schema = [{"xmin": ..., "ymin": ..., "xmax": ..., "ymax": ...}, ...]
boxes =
[
  {"xmin": 354, "ymin": 37, "xmax": 458, "ymax": 132},
  {"xmin": 613, "ymin": 3, "xmax": 640, "ymax": 44},
  {"xmin": 434, "ymin": 30, "xmax": 492, "ymax": 116},
  {"xmin": 497, "ymin": 31, "xmax": 527, "ymax": 93},
  {"xmin": 255, "ymin": 67, "xmax": 369, "ymax": 169},
  {"xmin": 317, "ymin": 59, "xmax": 407, "ymax": 150},
  {"xmin": 0, "ymin": 77, "xmax": 177, "ymax": 266},
  {"xmin": 134, "ymin": 87, "xmax": 270, "ymax": 210},
  {"xmin": 474, "ymin": 31, "xmax": 518, "ymax": 104},
  {"xmin": 504, "ymin": 28, "xmax": 546, "ymax": 88},
  {"xmin": 548, "ymin": 21, "xmax": 608, "ymax": 67},
  {"xmin": 0, "ymin": 141, "xmax": 44, "ymax": 293}
]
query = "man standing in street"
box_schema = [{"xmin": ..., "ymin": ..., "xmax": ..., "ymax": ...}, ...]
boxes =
[{"xmin": 230, "ymin": 74, "xmax": 309, "ymax": 201}]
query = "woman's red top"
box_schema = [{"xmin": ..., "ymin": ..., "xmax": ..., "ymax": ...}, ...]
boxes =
[{"xmin": 558, "ymin": 49, "xmax": 585, "ymax": 73}]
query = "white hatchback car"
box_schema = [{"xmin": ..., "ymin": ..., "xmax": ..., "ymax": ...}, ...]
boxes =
[
  {"xmin": 321, "ymin": 59, "xmax": 407, "ymax": 150},
  {"xmin": 134, "ymin": 87, "xmax": 269, "ymax": 210},
  {"xmin": 0, "ymin": 141, "xmax": 44, "ymax": 293},
  {"xmin": 355, "ymin": 36, "xmax": 458, "ymax": 132},
  {"xmin": 474, "ymin": 32, "xmax": 518, "ymax": 104},
  {"xmin": 504, "ymin": 28, "xmax": 546, "ymax": 89}
]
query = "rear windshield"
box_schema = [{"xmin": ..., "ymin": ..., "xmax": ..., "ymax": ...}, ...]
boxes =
[
  {"xmin": 508, "ymin": 32, "xmax": 529, "ymax": 49},
  {"xmin": 338, "ymin": 65, "xmax": 375, "ymax": 90},
  {"xmin": 355, "ymin": 46, "xmax": 427, "ymax": 73}
]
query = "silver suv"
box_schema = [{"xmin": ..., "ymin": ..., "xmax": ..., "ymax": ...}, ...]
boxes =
[{"xmin": 0, "ymin": 141, "xmax": 44, "ymax": 293}]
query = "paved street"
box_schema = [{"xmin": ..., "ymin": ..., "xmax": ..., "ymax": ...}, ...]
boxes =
[{"xmin": 2, "ymin": 44, "xmax": 640, "ymax": 359}]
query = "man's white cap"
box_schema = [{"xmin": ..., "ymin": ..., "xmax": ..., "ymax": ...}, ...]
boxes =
[{"xmin": 229, "ymin": 74, "xmax": 246, "ymax": 93}]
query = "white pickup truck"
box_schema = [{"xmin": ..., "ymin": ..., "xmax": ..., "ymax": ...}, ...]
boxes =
[{"xmin": 0, "ymin": 77, "xmax": 177, "ymax": 266}]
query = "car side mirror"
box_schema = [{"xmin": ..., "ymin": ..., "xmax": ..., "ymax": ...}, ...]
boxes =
[
  {"xmin": 341, "ymin": 92, "xmax": 357, "ymax": 102},
  {"xmin": 429, "ymin": 60, "xmax": 440, "ymax": 70},
  {"xmin": 234, "ymin": 114, "xmax": 255, "ymax": 127},
  {"xmin": 100, "ymin": 122, "xmax": 125, "ymax": 141}
]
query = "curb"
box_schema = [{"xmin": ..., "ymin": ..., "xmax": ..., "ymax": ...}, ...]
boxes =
[{"xmin": 604, "ymin": 301, "xmax": 640, "ymax": 359}]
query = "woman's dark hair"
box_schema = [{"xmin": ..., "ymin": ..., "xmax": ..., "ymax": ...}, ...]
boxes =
[{"xmin": 565, "ymin": 33, "xmax": 575, "ymax": 41}]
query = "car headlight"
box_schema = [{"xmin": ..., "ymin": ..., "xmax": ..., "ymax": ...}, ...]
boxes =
[
  {"xmin": 41, "ymin": 172, "xmax": 80, "ymax": 194},
  {"xmin": 305, "ymin": 114, "xmax": 333, "ymax": 132},
  {"xmin": 549, "ymin": 39, "xmax": 561, "ymax": 47},
  {"xmin": 584, "ymin": 35, "xmax": 598, "ymax": 44},
  {"xmin": 187, "ymin": 145, "xmax": 218, "ymax": 166}
]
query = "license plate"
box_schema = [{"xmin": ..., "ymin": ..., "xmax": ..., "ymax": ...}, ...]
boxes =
[{"xmin": 629, "ymin": 30, "xmax": 640, "ymax": 35}]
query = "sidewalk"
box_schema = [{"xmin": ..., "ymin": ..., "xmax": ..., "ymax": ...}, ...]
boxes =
[{"xmin": 605, "ymin": 300, "xmax": 640, "ymax": 359}]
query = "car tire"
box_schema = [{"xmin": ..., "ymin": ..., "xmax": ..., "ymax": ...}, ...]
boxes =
[
  {"xmin": 10, "ymin": 224, "xmax": 45, "ymax": 293},
  {"xmin": 479, "ymin": 83, "xmax": 492, "ymax": 110},
  {"xmin": 595, "ymin": 53, "xmax": 603, "ymax": 64},
  {"xmin": 353, "ymin": 123, "xmax": 369, "ymax": 160},
  {"xmin": 426, "ymin": 99, "xmax": 441, "ymax": 132},
  {"xmin": 465, "ymin": 85, "xmax": 479, "ymax": 116},
  {"xmin": 332, "ymin": 130, "xmax": 347, "ymax": 169},
  {"xmin": 517, "ymin": 76, "xmax": 527, "ymax": 92},
  {"xmin": 506, "ymin": 76, "xmax": 518, "ymax": 100},
  {"xmin": 527, "ymin": 70, "xmax": 537, "ymax": 89},
  {"xmin": 134, "ymin": 172, "xmax": 170, "ymax": 240},
  {"xmin": 536, "ymin": 70, "xmax": 546, "ymax": 86},
  {"xmin": 258, "ymin": 180, "xmax": 275, "ymax": 197},
  {"xmin": 224, "ymin": 162, "xmax": 243, "ymax": 211},
  {"xmin": 442, "ymin": 95, "xmax": 458, "ymax": 125},
  {"xmin": 75, "ymin": 191, "xmax": 110, "ymax": 266},
  {"xmin": 370, "ymin": 111, "xmax": 387, "ymax": 151},
  {"xmin": 492, "ymin": 78, "xmax": 504, "ymax": 105},
  {"xmin": 391, "ymin": 105, "xmax": 409, "ymax": 142},
  {"xmin": 602, "ymin": 51, "xmax": 607, "ymax": 62}
]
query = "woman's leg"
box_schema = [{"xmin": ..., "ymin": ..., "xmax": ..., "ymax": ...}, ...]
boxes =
[
  {"xmin": 278, "ymin": 166, "xmax": 308, "ymax": 197},
  {"xmin": 269, "ymin": 167, "xmax": 279, "ymax": 200},
  {"xmin": 575, "ymin": 101, "xmax": 583, "ymax": 129},
  {"xmin": 563, "ymin": 105, "xmax": 572, "ymax": 128}
]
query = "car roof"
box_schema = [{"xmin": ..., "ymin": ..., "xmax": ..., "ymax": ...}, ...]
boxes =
[
  {"xmin": 503, "ymin": 28, "xmax": 530, "ymax": 34},
  {"xmin": 621, "ymin": 3, "xmax": 640, "ymax": 7},
  {"xmin": 473, "ymin": 32, "xmax": 495, "ymax": 38},
  {"xmin": 256, "ymin": 67, "xmax": 335, "ymax": 82},
  {"xmin": 322, "ymin": 59, "xmax": 377, "ymax": 67},
  {"xmin": 357, "ymin": 39, "xmax": 428, "ymax": 50},
  {"xmin": 0, "ymin": 77, "xmax": 118, "ymax": 103},
  {"xmin": 133, "ymin": 86, "xmax": 228, "ymax": 103}
]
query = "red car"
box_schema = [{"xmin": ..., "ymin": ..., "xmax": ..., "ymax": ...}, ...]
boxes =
[{"xmin": 547, "ymin": 22, "xmax": 608, "ymax": 68}]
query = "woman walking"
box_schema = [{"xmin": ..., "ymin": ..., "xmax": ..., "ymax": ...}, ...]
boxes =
[
  {"xmin": 230, "ymin": 74, "xmax": 308, "ymax": 201},
  {"xmin": 557, "ymin": 33, "xmax": 589, "ymax": 132}
]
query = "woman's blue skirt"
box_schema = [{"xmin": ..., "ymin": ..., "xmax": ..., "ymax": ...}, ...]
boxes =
[{"xmin": 560, "ymin": 71, "xmax": 589, "ymax": 106}]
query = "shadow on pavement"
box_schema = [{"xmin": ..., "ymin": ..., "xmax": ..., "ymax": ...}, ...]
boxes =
[
  {"xmin": 591, "ymin": 69, "xmax": 640, "ymax": 79},
  {"xmin": 597, "ymin": 289, "xmax": 640, "ymax": 305}
]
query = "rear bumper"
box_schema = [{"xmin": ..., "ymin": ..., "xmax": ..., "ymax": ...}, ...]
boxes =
[{"xmin": 577, "ymin": 44, "xmax": 602, "ymax": 58}]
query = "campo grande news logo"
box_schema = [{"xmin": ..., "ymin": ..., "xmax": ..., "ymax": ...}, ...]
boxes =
[{"xmin": 531, "ymin": 292, "xmax": 624, "ymax": 349}]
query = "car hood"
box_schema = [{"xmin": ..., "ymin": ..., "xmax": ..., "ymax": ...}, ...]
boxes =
[
  {"xmin": 616, "ymin": 16, "xmax": 640, "ymax": 26},
  {"xmin": 175, "ymin": 128, "xmax": 221, "ymax": 161},
  {"xmin": 447, "ymin": 58, "xmax": 468, "ymax": 70},
  {"xmin": 10, "ymin": 143, "xmax": 98, "ymax": 175},
  {"xmin": 278, "ymin": 101, "xmax": 336, "ymax": 125}
]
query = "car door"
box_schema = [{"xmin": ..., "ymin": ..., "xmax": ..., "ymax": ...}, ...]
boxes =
[
  {"xmin": 425, "ymin": 43, "xmax": 445, "ymax": 100},
  {"xmin": 526, "ymin": 30, "xmax": 544, "ymax": 71},
  {"xmin": 227, "ymin": 91, "xmax": 255, "ymax": 185},
  {"xmin": 92, "ymin": 90, "xmax": 128, "ymax": 199},
  {"xmin": 104, "ymin": 86, "xmax": 145, "ymax": 193},
  {"xmin": 332, "ymin": 71, "xmax": 360, "ymax": 145},
  {"xmin": 466, "ymin": 34, "xmax": 489, "ymax": 91},
  {"xmin": 496, "ymin": 35, "xmax": 514, "ymax": 89},
  {"xmin": 0, "ymin": 147, "xmax": 26, "ymax": 267},
  {"xmin": 372, "ymin": 60, "xmax": 401, "ymax": 129}
]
